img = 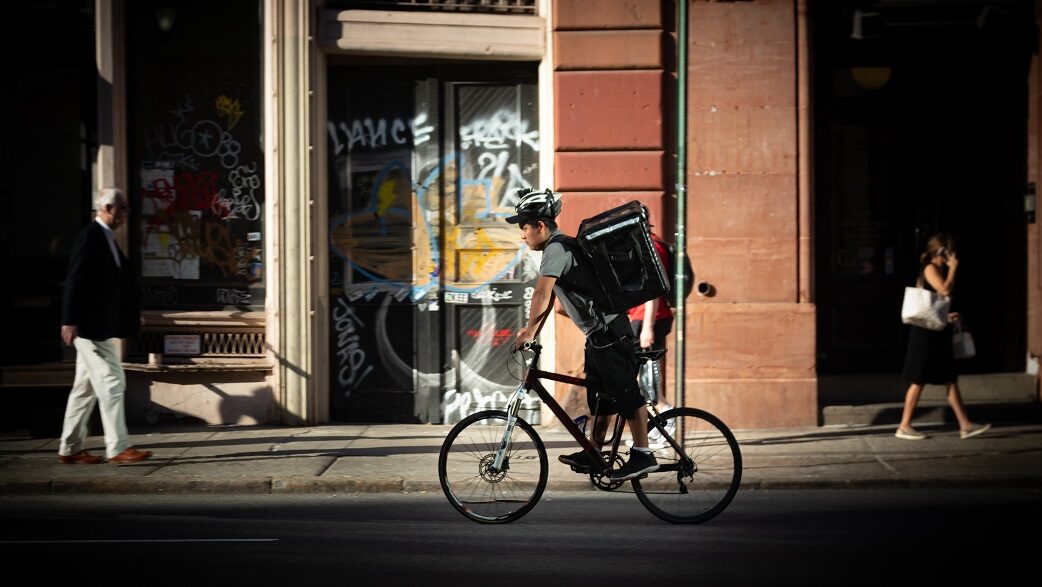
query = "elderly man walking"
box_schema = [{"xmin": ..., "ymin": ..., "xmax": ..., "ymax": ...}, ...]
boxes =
[{"xmin": 57, "ymin": 187, "xmax": 151, "ymax": 464}]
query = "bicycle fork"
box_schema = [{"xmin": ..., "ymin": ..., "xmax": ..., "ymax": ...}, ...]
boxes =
[{"xmin": 490, "ymin": 385, "xmax": 528, "ymax": 473}]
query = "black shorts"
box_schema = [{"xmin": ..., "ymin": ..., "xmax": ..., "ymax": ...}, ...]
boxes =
[{"xmin": 584, "ymin": 315, "xmax": 643, "ymax": 419}]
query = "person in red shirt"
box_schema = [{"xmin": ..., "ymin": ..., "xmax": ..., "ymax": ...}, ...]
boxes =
[{"xmin": 626, "ymin": 234, "xmax": 675, "ymax": 447}]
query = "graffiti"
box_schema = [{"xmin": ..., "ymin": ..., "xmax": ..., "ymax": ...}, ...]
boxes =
[
  {"xmin": 177, "ymin": 171, "xmax": 220, "ymax": 211},
  {"xmin": 328, "ymin": 83, "xmax": 544, "ymax": 422},
  {"xmin": 215, "ymin": 94, "xmax": 245, "ymax": 130},
  {"xmin": 476, "ymin": 152, "xmax": 531, "ymax": 209},
  {"xmin": 216, "ymin": 288, "xmax": 250, "ymax": 305},
  {"xmin": 459, "ymin": 108, "xmax": 540, "ymax": 152},
  {"xmin": 327, "ymin": 114, "xmax": 435, "ymax": 156},
  {"xmin": 143, "ymin": 96, "xmax": 243, "ymax": 170},
  {"xmin": 138, "ymin": 94, "xmax": 263, "ymax": 299},
  {"xmin": 342, "ymin": 282, "xmax": 413, "ymax": 303},
  {"xmin": 471, "ymin": 288, "xmax": 513, "ymax": 302},
  {"xmin": 465, "ymin": 327, "xmax": 513, "ymax": 347},
  {"xmin": 213, "ymin": 162, "xmax": 261, "ymax": 221},
  {"xmin": 442, "ymin": 386, "xmax": 541, "ymax": 424},
  {"xmin": 332, "ymin": 297, "xmax": 374, "ymax": 393},
  {"xmin": 140, "ymin": 285, "xmax": 179, "ymax": 306}
]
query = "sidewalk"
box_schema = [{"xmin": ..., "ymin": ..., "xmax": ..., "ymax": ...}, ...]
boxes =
[{"xmin": 2, "ymin": 420, "xmax": 1041, "ymax": 494}]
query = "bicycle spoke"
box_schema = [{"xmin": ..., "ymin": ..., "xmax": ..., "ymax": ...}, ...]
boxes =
[
  {"xmin": 439, "ymin": 411, "xmax": 548, "ymax": 523},
  {"xmin": 633, "ymin": 407, "xmax": 742, "ymax": 523}
]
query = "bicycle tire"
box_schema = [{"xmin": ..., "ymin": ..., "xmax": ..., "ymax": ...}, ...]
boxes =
[
  {"xmin": 632, "ymin": 407, "xmax": 742, "ymax": 524},
  {"xmin": 438, "ymin": 410, "xmax": 548, "ymax": 524}
]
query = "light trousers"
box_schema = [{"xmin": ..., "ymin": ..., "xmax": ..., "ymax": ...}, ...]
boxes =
[{"xmin": 58, "ymin": 337, "xmax": 129, "ymax": 458}]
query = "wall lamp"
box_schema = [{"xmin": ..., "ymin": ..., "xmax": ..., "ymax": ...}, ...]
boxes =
[{"xmin": 154, "ymin": 6, "xmax": 177, "ymax": 32}]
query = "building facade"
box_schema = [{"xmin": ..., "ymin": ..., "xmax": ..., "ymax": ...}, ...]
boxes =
[{"xmin": 2, "ymin": 0, "xmax": 1039, "ymax": 433}]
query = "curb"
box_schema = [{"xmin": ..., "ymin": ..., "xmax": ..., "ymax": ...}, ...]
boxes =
[{"xmin": 4, "ymin": 475, "xmax": 1041, "ymax": 496}]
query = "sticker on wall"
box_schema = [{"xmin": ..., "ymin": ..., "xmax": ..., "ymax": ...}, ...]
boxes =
[{"xmin": 164, "ymin": 334, "xmax": 201, "ymax": 355}]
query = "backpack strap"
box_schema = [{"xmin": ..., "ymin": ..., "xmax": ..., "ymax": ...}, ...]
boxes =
[{"xmin": 548, "ymin": 233, "xmax": 611, "ymax": 331}]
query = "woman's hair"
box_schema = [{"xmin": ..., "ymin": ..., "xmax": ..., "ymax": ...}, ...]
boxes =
[{"xmin": 920, "ymin": 233, "xmax": 955, "ymax": 264}]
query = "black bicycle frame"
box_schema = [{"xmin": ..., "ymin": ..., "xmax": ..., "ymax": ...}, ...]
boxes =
[
  {"xmin": 517, "ymin": 343, "xmax": 692, "ymax": 477},
  {"xmin": 518, "ymin": 346, "xmax": 624, "ymax": 475}
]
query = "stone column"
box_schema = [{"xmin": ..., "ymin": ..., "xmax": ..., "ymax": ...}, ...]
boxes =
[
  {"xmin": 269, "ymin": 0, "xmax": 315, "ymax": 424},
  {"xmin": 95, "ymin": 0, "xmax": 127, "ymax": 230}
]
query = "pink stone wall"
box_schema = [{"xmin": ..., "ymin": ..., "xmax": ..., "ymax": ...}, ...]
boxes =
[
  {"xmin": 684, "ymin": 0, "xmax": 816, "ymax": 427},
  {"xmin": 551, "ymin": 0, "xmax": 672, "ymax": 416},
  {"xmin": 551, "ymin": 0, "xmax": 817, "ymax": 429}
]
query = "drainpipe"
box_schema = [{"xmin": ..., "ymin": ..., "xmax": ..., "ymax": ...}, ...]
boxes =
[{"xmin": 674, "ymin": 0, "xmax": 688, "ymax": 410}]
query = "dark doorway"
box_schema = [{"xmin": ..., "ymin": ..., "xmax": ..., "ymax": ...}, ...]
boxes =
[
  {"xmin": 812, "ymin": 0, "xmax": 1034, "ymax": 375},
  {"xmin": 0, "ymin": 1, "xmax": 96, "ymax": 367}
]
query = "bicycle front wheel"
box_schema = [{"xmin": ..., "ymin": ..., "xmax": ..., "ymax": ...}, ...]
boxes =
[
  {"xmin": 632, "ymin": 407, "xmax": 742, "ymax": 524},
  {"xmin": 438, "ymin": 410, "xmax": 548, "ymax": 524}
]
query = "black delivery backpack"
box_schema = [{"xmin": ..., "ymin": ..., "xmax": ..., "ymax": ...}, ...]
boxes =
[{"xmin": 576, "ymin": 201, "xmax": 670, "ymax": 314}]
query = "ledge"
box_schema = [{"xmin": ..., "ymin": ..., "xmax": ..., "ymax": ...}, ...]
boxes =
[
  {"xmin": 319, "ymin": 9, "xmax": 545, "ymax": 60},
  {"xmin": 124, "ymin": 361, "xmax": 273, "ymax": 374},
  {"xmin": 141, "ymin": 310, "xmax": 265, "ymax": 329}
]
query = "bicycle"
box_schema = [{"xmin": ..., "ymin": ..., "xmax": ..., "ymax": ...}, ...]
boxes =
[{"xmin": 438, "ymin": 341, "xmax": 742, "ymax": 524}]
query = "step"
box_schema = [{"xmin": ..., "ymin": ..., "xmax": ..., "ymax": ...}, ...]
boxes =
[
  {"xmin": 819, "ymin": 372, "xmax": 1040, "ymax": 427},
  {"xmin": 821, "ymin": 400, "xmax": 1042, "ymax": 427}
]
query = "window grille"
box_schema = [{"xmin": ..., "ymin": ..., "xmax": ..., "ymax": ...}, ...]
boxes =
[{"xmin": 131, "ymin": 330, "xmax": 266, "ymax": 357}]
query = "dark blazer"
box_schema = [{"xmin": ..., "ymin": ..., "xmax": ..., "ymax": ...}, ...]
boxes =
[{"xmin": 61, "ymin": 220, "xmax": 140, "ymax": 340}]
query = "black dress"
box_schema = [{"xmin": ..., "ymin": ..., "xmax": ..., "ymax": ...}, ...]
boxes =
[{"xmin": 902, "ymin": 265, "xmax": 956, "ymax": 385}]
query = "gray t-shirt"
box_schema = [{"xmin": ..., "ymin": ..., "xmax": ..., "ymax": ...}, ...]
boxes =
[{"xmin": 540, "ymin": 230, "xmax": 617, "ymax": 335}]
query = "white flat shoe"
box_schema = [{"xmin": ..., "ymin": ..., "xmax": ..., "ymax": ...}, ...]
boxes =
[
  {"xmin": 960, "ymin": 423, "xmax": 991, "ymax": 439},
  {"xmin": 895, "ymin": 427, "xmax": 927, "ymax": 440}
]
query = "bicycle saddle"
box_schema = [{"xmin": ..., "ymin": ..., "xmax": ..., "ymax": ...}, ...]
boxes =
[{"xmin": 635, "ymin": 349, "xmax": 666, "ymax": 363}]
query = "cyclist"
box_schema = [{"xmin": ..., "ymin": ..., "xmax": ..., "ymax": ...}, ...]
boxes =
[{"xmin": 509, "ymin": 188, "xmax": 659, "ymax": 481}]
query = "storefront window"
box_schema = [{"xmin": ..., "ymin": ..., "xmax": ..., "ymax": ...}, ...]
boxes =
[{"xmin": 127, "ymin": 0, "xmax": 264, "ymax": 311}]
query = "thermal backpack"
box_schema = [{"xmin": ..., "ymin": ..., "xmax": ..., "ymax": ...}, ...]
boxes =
[{"xmin": 575, "ymin": 201, "xmax": 670, "ymax": 314}]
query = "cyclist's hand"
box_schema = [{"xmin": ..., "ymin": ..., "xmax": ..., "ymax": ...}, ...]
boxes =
[
  {"xmin": 640, "ymin": 328, "xmax": 654, "ymax": 349},
  {"xmin": 514, "ymin": 327, "xmax": 533, "ymax": 351}
]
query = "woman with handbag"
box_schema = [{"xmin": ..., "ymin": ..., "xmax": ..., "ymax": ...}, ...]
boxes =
[{"xmin": 896, "ymin": 233, "xmax": 990, "ymax": 440}]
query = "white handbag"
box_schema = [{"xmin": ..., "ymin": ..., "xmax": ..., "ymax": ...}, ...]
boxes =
[
  {"xmin": 900, "ymin": 274, "xmax": 950, "ymax": 331},
  {"xmin": 952, "ymin": 321, "xmax": 977, "ymax": 359}
]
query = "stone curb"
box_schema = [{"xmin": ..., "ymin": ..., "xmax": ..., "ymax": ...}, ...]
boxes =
[{"xmin": 2, "ymin": 475, "xmax": 1040, "ymax": 495}]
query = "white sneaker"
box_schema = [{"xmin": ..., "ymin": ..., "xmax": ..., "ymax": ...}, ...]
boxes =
[
  {"xmin": 895, "ymin": 427, "xmax": 927, "ymax": 440},
  {"xmin": 960, "ymin": 422, "xmax": 991, "ymax": 439}
]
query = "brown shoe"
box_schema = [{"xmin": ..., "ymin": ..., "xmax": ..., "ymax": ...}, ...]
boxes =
[
  {"xmin": 108, "ymin": 448, "xmax": 153, "ymax": 464},
  {"xmin": 58, "ymin": 450, "xmax": 104, "ymax": 465}
]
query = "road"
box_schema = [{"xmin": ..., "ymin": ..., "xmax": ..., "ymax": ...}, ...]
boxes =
[{"xmin": 1, "ymin": 488, "xmax": 1038, "ymax": 585}]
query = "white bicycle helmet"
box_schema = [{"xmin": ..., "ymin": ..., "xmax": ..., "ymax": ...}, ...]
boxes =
[{"xmin": 505, "ymin": 188, "xmax": 562, "ymax": 224}]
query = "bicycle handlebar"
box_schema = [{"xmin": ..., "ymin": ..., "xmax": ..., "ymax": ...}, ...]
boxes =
[{"xmin": 511, "ymin": 341, "xmax": 542, "ymax": 355}]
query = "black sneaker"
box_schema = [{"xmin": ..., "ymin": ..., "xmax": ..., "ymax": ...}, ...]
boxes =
[
  {"xmin": 558, "ymin": 450, "xmax": 596, "ymax": 473},
  {"xmin": 608, "ymin": 450, "xmax": 659, "ymax": 481}
]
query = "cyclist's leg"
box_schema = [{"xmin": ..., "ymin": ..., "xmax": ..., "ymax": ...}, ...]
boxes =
[{"xmin": 627, "ymin": 404, "xmax": 650, "ymax": 447}]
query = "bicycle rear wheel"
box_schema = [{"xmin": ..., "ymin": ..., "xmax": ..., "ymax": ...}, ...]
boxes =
[
  {"xmin": 438, "ymin": 410, "xmax": 548, "ymax": 524},
  {"xmin": 632, "ymin": 407, "xmax": 742, "ymax": 524}
]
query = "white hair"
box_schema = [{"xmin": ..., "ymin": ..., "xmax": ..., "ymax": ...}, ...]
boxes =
[{"xmin": 96, "ymin": 187, "xmax": 125, "ymax": 208}]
